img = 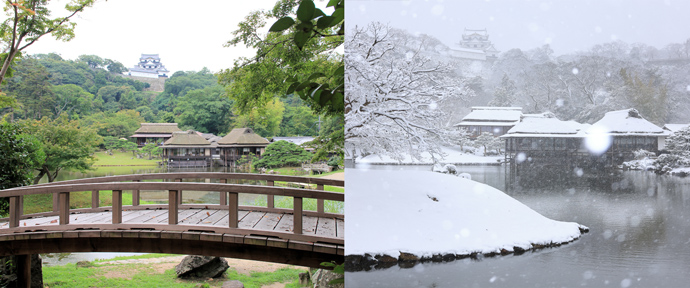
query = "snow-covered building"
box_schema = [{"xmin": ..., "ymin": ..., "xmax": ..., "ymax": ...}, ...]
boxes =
[
  {"xmin": 449, "ymin": 29, "xmax": 500, "ymax": 61},
  {"xmin": 502, "ymin": 109, "xmax": 669, "ymax": 169},
  {"xmin": 663, "ymin": 123, "xmax": 690, "ymax": 135},
  {"xmin": 454, "ymin": 107, "xmax": 522, "ymax": 138},
  {"xmin": 589, "ymin": 109, "xmax": 670, "ymax": 161},
  {"xmin": 128, "ymin": 54, "xmax": 169, "ymax": 78}
]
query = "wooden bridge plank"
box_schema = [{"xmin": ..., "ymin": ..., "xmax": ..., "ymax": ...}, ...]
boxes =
[
  {"xmin": 179, "ymin": 209, "xmax": 218, "ymax": 225},
  {"xmin": 199, "ymin": 210, "xmax": 228, "ymax": 225},
  {"xmin": 336, "ymin": 218, "xmax": 344, "ymax": 238},
  {"xmin": 71, "ymin": 212, "xmax": 111, "ymax": 224},
  {"xmin": 214, "ymin": 210, "xmax": 249, "ymax": 227},
  {"xmin": 154, "ymin": 209, "xmax": 199, "ymax": 224},
  {"xmin": 127, "ymin": 210, "xmax": 168, "ymax": 223},
  {"xmin": 121, "ymin": 210, "xmax": 161, "ymax": 223},
  {"xmin": 238, "ymin": 211, "xmax": 267, "ymax": 229},
  {"xmin": 315, "ymin": 217, "xmax": 336, "ymax": 238},
  {"xmin": 252, "ymin": 212, "xmax": 284, "ymax": 231},
  {"xmin": 274, "ymin": 214, "xmax": 294, "ymax": 233},
  {"xmin": 301, "ymin": 216, "xmax": 319, "ymax": 234}
]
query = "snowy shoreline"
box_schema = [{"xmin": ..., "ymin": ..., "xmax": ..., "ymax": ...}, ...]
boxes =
[
  {"xmin": 354, "ymin": 146, "xmax": 505, "ymax": 166},
  {"xmin": 345, "ymin": 169, "xmax": 589, "ymax": 271}
]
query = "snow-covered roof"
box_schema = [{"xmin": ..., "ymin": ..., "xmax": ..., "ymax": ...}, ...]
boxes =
[
  {"xmin": 589, "ymin": 109, "xmax": 668, "ymax": 135},
  {"xmin": 456, "ymin": 121, "xmax": 516, "ymax": 127},
  {"xmin": 457, "ymin": 108, "xmax": 522, "ymax": 124},
  {"xmin": 502, "ymin": 114, "xmax": 587, "ymax": 137},
  {"xmin": 663, "ymin": 124, "xmax": 690, "ymax": 133}
]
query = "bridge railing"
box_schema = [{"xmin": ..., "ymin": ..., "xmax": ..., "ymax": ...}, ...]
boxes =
[{"xmin": 0, "ymin": 173, "xmax": 344, "ymax": 244}]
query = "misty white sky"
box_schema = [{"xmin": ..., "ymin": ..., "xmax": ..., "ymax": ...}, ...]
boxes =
[
  {"xmin": 26, "ymin": 0, "xmax": 281, "ymax": 73},
  {"xmin": 347, "ymin": 0, "xmax": 690, "ymax": 56}
]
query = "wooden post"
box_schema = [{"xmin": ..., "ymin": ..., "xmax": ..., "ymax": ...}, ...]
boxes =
[
  {"xmin": 132, "ymin": 179, "xmax": 140, "ymax": 206},
  {"xmin": 294, "ymin": 197, "xmax": 303, "ymax": 234},
  {"xmin": 91, "ymin": 190, "xmax": 99, "ymax": 208},
  {"xmin": 16, "ymin": 254, "xmax": 31, "ymax": 288},
  {"xmin": 169, "ymin": 190, "xmax": 178, "ymax": 224},
  {"xmin": 59, "ymin": 192, "xmax": 70, "ymax": 225},
  {"xmin": 317, "ymin": 184, "xmax": 325, "ymax": 214},
  {"xmin": 219, "ymin": 179, "xmax": 227, "ymax": 205},
  {"xmin": 228, "ymin": 192, "xmax": 238, "ymax": 228},
  {"xmin": 52, "ymin": 193, "xmax": 59, "ymax": 212},
  {"xmin": 9, "ymin": 196, "xmax": 20, "ymax": 228},
  {"xmin": 266, "ymin": 180, "xmax": 275, "ymax": 208},
  {"xmin": 112, "ymin": 190, "xmax": 122, "ymax": 224},
  {"xmin": 175, "ymin": 178, "xmax": 182, "ymax": 205},
  {"xmin": 18, "ymin": 195, "xmax": 23, "ymax": 217}
]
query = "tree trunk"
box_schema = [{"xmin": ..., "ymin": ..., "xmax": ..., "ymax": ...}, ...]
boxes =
[{"xmin": 33, "ymin": 169, "xmax": 47, "ymax": 185}]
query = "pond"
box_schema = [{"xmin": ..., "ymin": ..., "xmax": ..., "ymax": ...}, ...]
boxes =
[{"xmin": 345, "ymin": 164, "xmax": 690, "ymax": 287}]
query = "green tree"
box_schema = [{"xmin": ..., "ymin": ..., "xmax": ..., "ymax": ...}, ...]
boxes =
[
  {"xmin": 0, "ymin": 122, "xmax": 45, "ymax": 215},
  {"xmin": 22, "ymin": 114, "xmax": 100, "ymax": 183},
  {"xmin": 104, "ymin": 59, "xmax": 128, "ymax": 74},
  {"xmin": 80, "ymin": 110, "xmax": 144, "ymax": 139},
  {"xmin": 253, "ymin": 140, "xmax": 311, "ymax": 169},
  {"xmin": 174, "ymin": 86, "xmax": 233, "ymax": 135},
  {"xmin": 135, "ymin": 106, "xmax": 157, "ymax": 122},
  {"xmin": 0, "ymin": 0, "xmax": 97, "ymax": 87},
  {"xmin": 5, "ymin": 58, "xmax": 54, "ymax": 119},
  {"xmin": 77, "ymin": 54, "xmax": 104, "ymax": 69},
  {"xmin": 233, "ymin": 98, "xmax": 284, "ymax": 137},
  {"xmin": 140, "ymin": 143, "xmax": 161, "ymax": 160},
  {"xmin": 50, "ymin": 84, "xmax": 94, "ymax": 117}
]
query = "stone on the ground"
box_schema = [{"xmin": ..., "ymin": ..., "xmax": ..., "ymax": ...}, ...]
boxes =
[
  {"xmin": 309, "ymin": 268, "xmax": 344, "ymax": 288},
  {"xmin": 221, "ymin": 280, "xmax": 244, "ymax": 288},
  {"xmin": 299, "ymin": 272, "xmax": 310, "ymax": 286},
  {"xmin": 175, "ymin": 255, "xmax": 229, "ymax": 278}
]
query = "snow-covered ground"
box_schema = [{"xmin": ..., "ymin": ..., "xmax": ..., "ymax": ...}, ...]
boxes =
[
  {"xmin": 356, "ymin": 146, "xmax": 503, "ymax": 165},
  {"xmin": 345, "ymin": 169, "xmax": 587, "ymax": 258}
]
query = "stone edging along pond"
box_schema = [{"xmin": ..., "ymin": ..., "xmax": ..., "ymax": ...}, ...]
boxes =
[{"xmin": 345, "ymin": 226, "xmax": 590, "ymax": 271}]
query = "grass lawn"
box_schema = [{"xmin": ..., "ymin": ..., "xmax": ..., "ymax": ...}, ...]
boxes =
[
  {"xmin": 43, "ymin": 254, "xmax": 308, "ymax": 288},
  {"xmin": 93, "ymin": 151, "xmax": 160, "ymax": 166}
]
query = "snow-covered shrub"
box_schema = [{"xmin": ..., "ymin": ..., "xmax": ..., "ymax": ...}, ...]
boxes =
[
  {"xmin": 443, "ymin": 164, "xmax": 458, "ymax": 175},
  {"xmin": 633, "ymin": 149, "xmax": 655, "ymax": 160},
  {"xmin": 653, "ymin": 126, "xmax": 690, "ymax": 173}
]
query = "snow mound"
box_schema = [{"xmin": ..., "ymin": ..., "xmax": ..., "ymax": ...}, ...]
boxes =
[{"xmin": 345, "ymin": 169, "xmax": 587, "ymax": 258}]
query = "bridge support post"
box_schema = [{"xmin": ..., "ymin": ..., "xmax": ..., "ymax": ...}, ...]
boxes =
[
  {"xmin": 169, "ymin": 190, "xmax": 178, "ymax": 224},
  {"xmin": 317, "ymin": 184, "xmax": 325, "ymax": 214},
  {"xmin": 52, "ymin": 193, "xmax": 59, "ymax": 213},
  {"xmin": 16, "ymin": 254, "xmax": 31, "ymax": 288},
  {"xmin": 267, "ymin": 180, "xmax": 275, "ymax": 208},
  {"xmin": 91, "ymin": 190, "xmax": 99, "ymax": 208},
  {"xmin": 112, "ymin": 190, "xmax": 122, "ymax": 224},
  {"xmin": 228, "ymin": 192, "xmax": 238, "ymax": 228},
  {"xmin": 132, "ymin": 180, "xmax": 140, "ymax": 206},
  {"xmin": 219, "ymin": 179, "xmax": 227, "ymax": 205},
  {"xmin": 59, "ymin": 192, "xmax": 70, "ymax": 225},
  {"xmin": 175, "ymin": 179, "xmax": 182, "ymax": 205},
  {"xmin": 294, "ymin": 197, "xmax": 303, "ymax": 234},
  {"xmin": 9, "ymin": 196, "xmax": 21, "ymax": 228}
]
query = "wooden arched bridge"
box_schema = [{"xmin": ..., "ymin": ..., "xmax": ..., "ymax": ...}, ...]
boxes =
[{"xmin": 0, "ymin": 173, "xmax": 344, "ymax": 286}]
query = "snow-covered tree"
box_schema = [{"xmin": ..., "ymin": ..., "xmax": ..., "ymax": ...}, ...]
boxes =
[
  {"xmin": 654, "ymin": 126, "xmax": 690, "ymax": 173},
  {"xmin": 345, "ymin": 22, "xmax": 474, "ymax": 162},
  {"xmin": 487, "ymin": 73, "xmax": 517, "ymax": 107},
  {"xmin": 473, "ymin": 132, "xmax": 503, "ymax": 155}
]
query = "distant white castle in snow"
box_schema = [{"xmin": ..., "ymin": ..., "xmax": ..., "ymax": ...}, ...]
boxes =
[{"xmin": 450, "ymin": 28, "xmax": 500, "ymax": 61}]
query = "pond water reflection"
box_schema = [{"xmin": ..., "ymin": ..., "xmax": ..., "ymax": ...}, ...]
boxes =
[{"xmin": 345, "ymin": 165, "xmax": 690, "ymax": 287}]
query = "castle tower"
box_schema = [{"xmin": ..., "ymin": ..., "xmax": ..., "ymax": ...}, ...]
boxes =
[
  {"xmin": 128, "ymin": 54, "xmax": 169, "ymax": 78},
  {"xmin": 457, "ymin": 29, "xmax": 500, "ymax": 60}
]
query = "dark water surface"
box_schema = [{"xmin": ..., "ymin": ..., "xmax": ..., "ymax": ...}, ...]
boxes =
[{"xmin": 345, "ymin": 165, "xmax": 690, "ymax": 288}]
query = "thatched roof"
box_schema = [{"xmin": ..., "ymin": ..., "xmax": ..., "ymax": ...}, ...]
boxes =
[
  {"xmin": 163, "ymin": 130, "xmax": 211, "ymax": 146},
  {"xmin": 134, "ymin": 123, "xmax": 182, "ymax": 134},
  {"xmin": 217, "ymin": 128, "xmax": 269, "ymax": 146}
]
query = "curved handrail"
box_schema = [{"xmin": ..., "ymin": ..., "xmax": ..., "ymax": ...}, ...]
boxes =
[
  {"xmin": 8, "ymin": 172, "xmax": 344, "ymax": 188},
  {"xmin": 0, "ymin": 180, "xmax": 344, "ymax": 244}
]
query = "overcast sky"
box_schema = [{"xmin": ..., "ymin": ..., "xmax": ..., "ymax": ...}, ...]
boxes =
[
  {"xmin": 27, "ymin": 0, "xmax": 281, "ymax": 73},
  {"xmin": 347, "ymin": 0, "xmax": 690, "ymax": 56}
]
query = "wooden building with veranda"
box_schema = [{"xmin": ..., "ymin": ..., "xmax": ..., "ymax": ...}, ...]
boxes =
[
  {"xmin": 130, "ymin": 123, "xmax": 182, "ymax": 147},
  {"xmin": 161, "ymin": 130, "xmax": 213, "ymax": 168},
  {"xmin": 217, "ymin": 128, "xmax": 270, "ymax": 167},
  {"xmin": 454, "ymin": 107, "xmax": 522, "ymax": 138},
  {"xmin": 502, "ymin": 109, "xmax": 669, "ymax": 170}
]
